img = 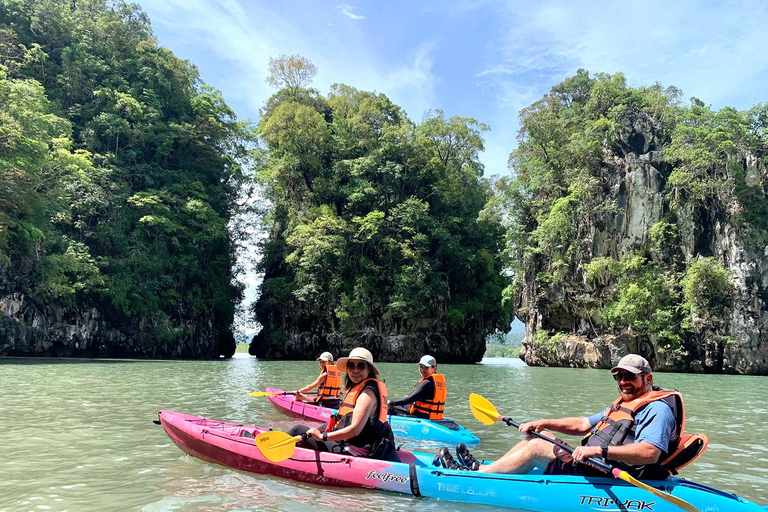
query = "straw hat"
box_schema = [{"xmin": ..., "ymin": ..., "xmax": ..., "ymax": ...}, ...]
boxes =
[
  {"xmin": 316, "ymin": 351, "xmax": 334, "ymax": 362},
  {"xmin": 336, "ymin": 347, "xmax": 379, "ymax": 375}
]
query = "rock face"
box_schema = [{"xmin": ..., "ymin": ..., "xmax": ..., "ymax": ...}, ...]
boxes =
[
  {"xmin": 519, "ymin": 112, "xmax": 768, "ymax": 374},
  {"xmin": 0, "ymin": 276, "xmax": 230, "ymax": 359},
  {"xmin": 250, "ymin": 323, "xmax": 487, "ymax": 364}
]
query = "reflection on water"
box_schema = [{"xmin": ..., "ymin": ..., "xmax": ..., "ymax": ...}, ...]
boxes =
[{"xmin": 1, "ymin": 355, "xmax": 766, "ymax": 511}]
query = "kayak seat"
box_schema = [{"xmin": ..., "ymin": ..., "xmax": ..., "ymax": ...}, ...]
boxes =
[
  {"xmin": 433, "ymin": 419, "xmax": 461, "ymax": 431},
  {"xmin": 661, "ymin": 433, "xmax": 709, "ymax": 475}
]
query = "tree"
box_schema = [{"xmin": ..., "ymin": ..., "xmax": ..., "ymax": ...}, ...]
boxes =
[{"xmin": 265, "ymin": 54, "xmax": 317, "ymax": 97}]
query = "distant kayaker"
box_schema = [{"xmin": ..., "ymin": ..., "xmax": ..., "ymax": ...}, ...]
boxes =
[
  {"xmin": 293, "ymin": 351, "xmax": 342, "ymax": 409},
  {"xmin": 388, "ymin": 355, "xmax": 447, "ymax": 420},
  {"xmin": 439, "ymin": 354, "xmax": 689, "ymax": 479},
  {"xmin": 287, "ymin": 347, "xmax": 400, "ymax": 462}
]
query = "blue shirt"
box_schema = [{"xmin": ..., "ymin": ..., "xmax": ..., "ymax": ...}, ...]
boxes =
[{"xmin": 588, "ymin": 400, "xmax": 677, "ymax": 452}]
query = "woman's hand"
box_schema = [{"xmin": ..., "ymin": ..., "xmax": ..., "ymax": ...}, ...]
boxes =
[{"xmin": 306, "ymin": 427, "xmax": 323, "ymax": 441}]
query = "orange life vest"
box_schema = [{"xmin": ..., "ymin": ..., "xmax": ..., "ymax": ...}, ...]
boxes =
[
  {"xmin": 583, "ymin": 387, "xmax": 684, "ymax": 449},
  {"xmin": 332, "ymin": 378, "xmax": 389, "ymax": 429},
  {"xmin": 316, "ymin": 365, "xmax": 342, "ymax": 400},
  {"xmin": 583, "ymin": 387, "xmax": 706, "ymax": 476},
  {"xmin": 409, "ymin": 373, "xmax": 447, "ymax": 420}
]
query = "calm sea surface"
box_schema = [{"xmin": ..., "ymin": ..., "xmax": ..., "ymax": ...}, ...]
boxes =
[{"xmin": 1, "ymin": 355, "xmax": 766, "ymax": 511}]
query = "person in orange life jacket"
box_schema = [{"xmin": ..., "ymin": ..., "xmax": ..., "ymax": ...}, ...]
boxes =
[
  {"xmin": 388, "ymin": 355, "xmax": 446, "ymax": 420},
  {"xmin": 441, "ymin": 354, "xmax": 679, "ymax": 478},
  {"xmin": 293, "ymin": 352, "xmax": 342, "ymax": 409},
  {"xmin": 287, "ymin": 347, "xmax": 400, "ymax": 462}
]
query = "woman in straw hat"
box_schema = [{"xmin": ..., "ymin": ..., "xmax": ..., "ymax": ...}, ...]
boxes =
[
  {"xmin": 293, "ymin": 352, "xmax": 342, "ymax": 409},
  {"xmin": 287, "ymin": 347, "xmax": 400, "ymax": 462}
]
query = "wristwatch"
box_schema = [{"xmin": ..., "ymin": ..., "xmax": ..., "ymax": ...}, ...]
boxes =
[
  {"xmin": 601, "ymin": 445, "xmax": 609, "ymax": 461},
  {"xmin": 323, "ymin": 431, "xmax": 328, "ymax": 442}
]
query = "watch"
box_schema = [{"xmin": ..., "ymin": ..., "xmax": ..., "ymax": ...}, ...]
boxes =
[
  {"xmin": 323, "ymin": 431, "xmax": 328, "ymax": 442},
  {"xmin": 601, "ymin": 445, "xmax": 609, "ymax": 460}
]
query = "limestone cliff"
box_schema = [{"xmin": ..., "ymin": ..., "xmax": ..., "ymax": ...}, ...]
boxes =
[
  {"xmin": 0, "ymin": 272, "xmax": 232, "ymax": 359},
  {"xmin": 515, "ymin": 83, "xmax": 768, "ymax": 374}
]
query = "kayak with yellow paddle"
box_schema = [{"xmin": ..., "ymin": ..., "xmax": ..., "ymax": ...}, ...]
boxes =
[{"xmin": 157, "ymin": 409, "xmax": 766, "ymax": 512}]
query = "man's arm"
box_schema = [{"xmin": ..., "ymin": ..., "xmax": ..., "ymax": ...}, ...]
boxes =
[
  {"xmin": 518, "ymin": 417, "xmax": 594, "ymax": 436},
  {"xmin": 572, "ymin": 441, "xmax": 662, "ymax": 466}
]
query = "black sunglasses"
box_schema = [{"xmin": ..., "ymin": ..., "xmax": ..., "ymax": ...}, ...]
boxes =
[
  {"xmin": 613, "ymin": 372, "xmax": 645, "ymax": 381},
  {"xmin": 346, "ymin": 361, "xmax": 369, "ymax": 371}
]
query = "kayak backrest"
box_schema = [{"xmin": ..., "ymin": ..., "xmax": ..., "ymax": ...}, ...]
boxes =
[{"xmin": 661, "ymin": 433, "xmax": 709, "ymax": 475}]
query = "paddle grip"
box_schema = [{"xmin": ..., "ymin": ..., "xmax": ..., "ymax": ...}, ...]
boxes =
[{"xmin": 501, "ymin": 416, "xmax": 613, "ymax": 474}]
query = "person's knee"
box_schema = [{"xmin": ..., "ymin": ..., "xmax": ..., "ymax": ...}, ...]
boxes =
[
  {"xmin": 287, "ymin": 424, "xmax": 310, "ymax": 436},
  {"xmin": 520, "ymin": 438, "xmax": 554, "ymax": 458}
]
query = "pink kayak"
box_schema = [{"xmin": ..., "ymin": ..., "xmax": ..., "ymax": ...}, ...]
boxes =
[
  {"xmin": 157, "ymin": 409, "xmax": 418, "ymax": 492},
  {"xmin": 266, "ymin": 387, "xmax": 480, "ymax": 445}
]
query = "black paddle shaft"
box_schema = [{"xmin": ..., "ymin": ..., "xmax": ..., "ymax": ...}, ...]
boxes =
[{"xmin": 501, "ymin": 416, "xmax": 613, "ymax": 474}]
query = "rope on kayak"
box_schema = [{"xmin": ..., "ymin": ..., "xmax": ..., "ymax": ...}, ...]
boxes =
[{"xmin": 285, "ymin": 457, "xmax": 352, "ymax": 464}]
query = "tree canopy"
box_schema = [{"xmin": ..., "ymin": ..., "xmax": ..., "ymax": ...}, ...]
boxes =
[
  {"xmin": 0, "ymin": 0, "xmax": 254, "ymax": 356},
  {"xmin": 252, "ymin": 75, "xmax": 512, "ymax": 361}
]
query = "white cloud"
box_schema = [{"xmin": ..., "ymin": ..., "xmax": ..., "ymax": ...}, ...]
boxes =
[
  {"xmin": 337, "ymin": 3, "xmax": 365, "ymax": 20},
  {"xmin": 485, "ymin": 0, "xmax": 768, "ymax": 111}
]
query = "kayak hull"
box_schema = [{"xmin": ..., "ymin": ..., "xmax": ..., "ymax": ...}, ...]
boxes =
[
  {"xmin": 415, "ymin": 467, "xmax": 768, "ymax": 512},
  {"xmin": 158, "ymin": 410, "xmax": 767, "ymax": 512},
  {"xmin": 266, "ymin": 387, "xmax": 480, "ymax": 445},
  {"xmin": 158, "ymin": 410, "xmax": 414, "ymax": 492}
]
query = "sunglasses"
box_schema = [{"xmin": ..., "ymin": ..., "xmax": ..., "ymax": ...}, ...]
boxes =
[
  {"xmin": 613, "ymin": 372, "xmax": 645, "ymax": 382},
  {"xmin": 346, "ymin": 361, "xmax": 369, "ymax": 371}
]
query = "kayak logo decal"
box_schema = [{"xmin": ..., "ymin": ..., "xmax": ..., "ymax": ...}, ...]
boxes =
[
  {"xmin": 393, "ymin": 425, "xmax": 410, "ymax": 432},
  {"xmin": 579, "ymin": 496, "xmax": 655, "ymax": 510},
  {"xmin": 365, "ymin": 470, "xmax": 409, "ymax": 485}
]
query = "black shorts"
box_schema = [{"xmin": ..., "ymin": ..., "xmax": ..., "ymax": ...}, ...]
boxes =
[{"xmin": 543, "ymin": 440, "xmax": 605, "ymax": 477}]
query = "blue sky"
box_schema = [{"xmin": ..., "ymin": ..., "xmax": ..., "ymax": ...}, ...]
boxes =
[
  {"xmin": 134, "ymin": 0, "xmax": 768, "ymax": 328},
  {"xmin": 137, "ymin": 0, "xmax": 768, "ymax": 178}
]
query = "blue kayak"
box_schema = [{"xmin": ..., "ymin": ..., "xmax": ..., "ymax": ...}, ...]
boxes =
[
  {"xmin": 266, "ymin": 387, "xmax": 480, "ymax": 445},
  {"xmin": 414, "ymin": 462, "xmax": 767, "ymax": 512}
]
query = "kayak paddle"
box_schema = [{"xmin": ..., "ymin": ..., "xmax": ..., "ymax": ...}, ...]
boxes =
[
  {"xmin": 248, "ymin": 390, "xmax": 297, "ymax": 397},
  {"xmin": 255, "ymin": 431, "xmax": 306, "ymax": 462},
  {"xmin": 468, "ymin": 393, "xmax": 699, "ymax": 512}
]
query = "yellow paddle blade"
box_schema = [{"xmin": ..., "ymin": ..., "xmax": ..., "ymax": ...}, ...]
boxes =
[
  {"xmin": 248, "ymin": 391, "xmax": 284, "ymax": 397},
  {"xmin": 616, "ymin": 470, "xmax": 699, "ymax": 512},
  {"xmin": 255, "ymin": 431, "xmax": 302, "ymax": 463},
  {"xmin": 469, "ymin": 393, "xmax": 501, "ymax": 425}
]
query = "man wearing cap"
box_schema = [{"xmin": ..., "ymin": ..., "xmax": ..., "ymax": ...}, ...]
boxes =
[
  {"xmin": 440, "ymin": 354, "xmax": 683, "ymax": 478},
  {"xmin": 389, "ymin": 355, "xmax": 447, "ymax": 420},
  {"xmin": 294, "ymin": 351, "xmax": 342, "ymax": 409}
]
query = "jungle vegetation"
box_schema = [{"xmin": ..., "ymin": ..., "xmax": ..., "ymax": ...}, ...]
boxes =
[
  {"xmin": 501, "ymin": 69, "xmax": 768, "ymax": 360},
  {"xmin": 0, "ymin": 0, "xmax": 253, "ymax": 356},
  {"xmin": 251, "ymin": 62, "xmax": 513, "ymax": 359},
  {"xmin": 3, "ymin": 1, "xmax": 766, "ymax": 365}
]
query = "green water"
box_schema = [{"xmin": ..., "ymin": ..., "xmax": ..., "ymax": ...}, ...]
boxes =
[{"xmin": 1, "ymin": 356, "xmax": 766, "ymax": 511}]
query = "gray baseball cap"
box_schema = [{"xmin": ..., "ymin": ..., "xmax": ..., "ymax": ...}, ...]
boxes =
[{"xmin": 611, "ymin": 354, "xmax": 652, "ymax": 374}]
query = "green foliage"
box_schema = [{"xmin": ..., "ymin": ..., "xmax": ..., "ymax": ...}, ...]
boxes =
[
  {"xmin": 681, "ymin": 258, "xmax": 733, "ymax": 328},
  {"xmin": 503, "ymin": 68, "xmax": 767, "ymax": 361},
  {"xmin": 0, "ymin": 0, "xmax": 255, "ymax": 352},
  {"xmin": 254, "ymin": 78, "xmax": 511, "ymax": 348},
  {"xmin": 483, "ymin": 344, "xmax": 521, "ymax": 358}
]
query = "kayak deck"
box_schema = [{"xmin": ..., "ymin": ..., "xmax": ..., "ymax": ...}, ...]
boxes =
[
  {"xmin": 158, "ymin": 410, "xmax": 767, "ymax": 512},
  {"xmin": 265, "ymin": 387, "xmax": 480, "ymax": 445}
]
